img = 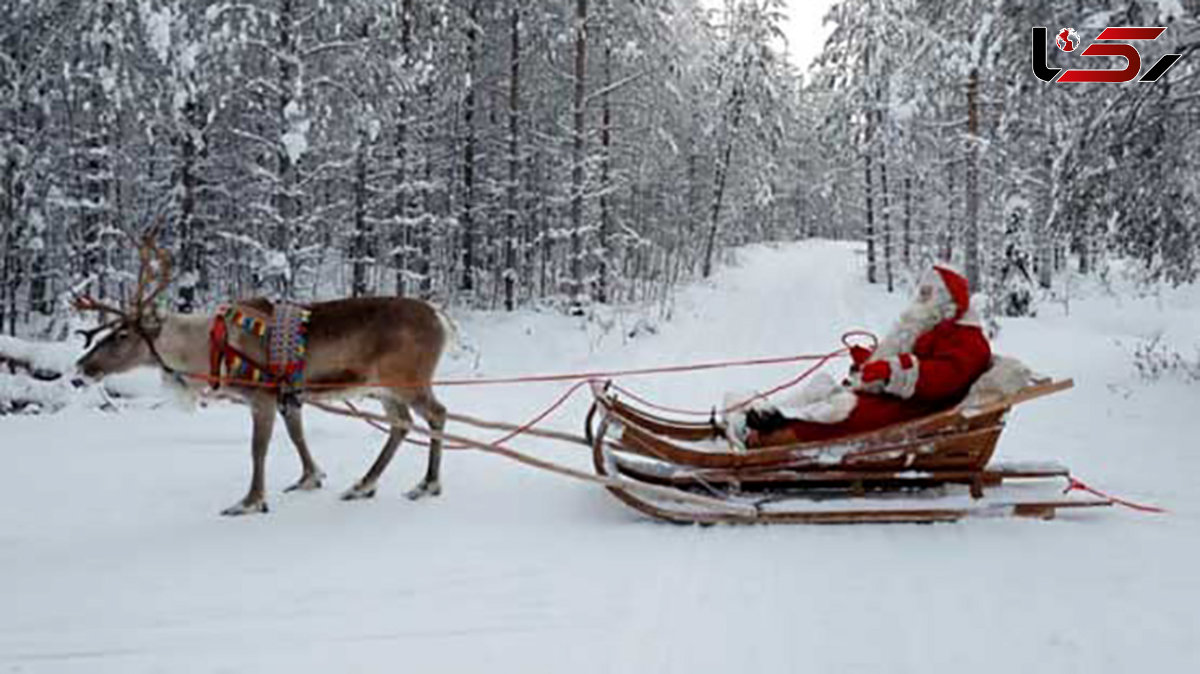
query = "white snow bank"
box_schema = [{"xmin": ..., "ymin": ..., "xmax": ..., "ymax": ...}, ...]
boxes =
[
  {"xmin": 0, "ymin": 335, "xmax": 165, "ymax": 414},
  {"xmin": 0, "ymin": 334, "xmax": 79, "ymax": 376},
  {"xmin": 0, "ymin": 241, "xmax": 1197, "ymax": 674}
]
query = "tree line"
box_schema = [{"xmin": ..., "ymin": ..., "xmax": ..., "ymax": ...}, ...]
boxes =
[
  {"xmin": 0, "ymin": 0, "xmax": 804, "ymax": 336},
  {"xmin": 3, "ymin": 0, "xmax": 1198, "ymax": 340},
  {"xmin": 806, "ymin": 0, "xmax": 1200, "ymax": 316}
]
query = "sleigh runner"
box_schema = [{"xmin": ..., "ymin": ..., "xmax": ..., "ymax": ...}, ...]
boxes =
[{"xmin": 586, "ymin": 378, "xmax": 1114, "ymax": 524}]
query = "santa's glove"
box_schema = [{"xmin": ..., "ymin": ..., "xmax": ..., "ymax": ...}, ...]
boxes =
[
  {"xmin": 861, "ymin": 360, "xmax": 891, "ymax": 383},
  {"xmin": 849, "ymin": 345, "xmax": 873, "ymax": 368}
]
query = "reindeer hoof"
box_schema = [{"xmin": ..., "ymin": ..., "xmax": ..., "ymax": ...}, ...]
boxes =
[
  {"xmin": 341, "ymin": 484, "xmax": 377, "ymax": 501},
  {"xmin": 284, "ymin": 471, "xmax": 326, "ymax": 493},
  {"xmin": 405, "ymin": 480, "xmax": 442, "ymax": 501},
  {"xmin": 221, "ymin": 500, "xmax": 269, "ymax": 516}
]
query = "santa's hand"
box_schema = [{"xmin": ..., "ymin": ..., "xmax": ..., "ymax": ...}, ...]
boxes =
[
  {"xmin": 849, "ymin": 345, "xmax": 873, "ymax": 367},
  {"xmin": 861, "ymin": 360, "xmax": 891, "ymax": 383}
]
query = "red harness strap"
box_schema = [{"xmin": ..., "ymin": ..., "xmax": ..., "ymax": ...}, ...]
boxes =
[
  {"xmin": 208, "ymin": 311, "xmax": 272, "ymax": 389},
  {"xmin": 209, "ymin": 313, "xmax": 228, "ymax": 388}
]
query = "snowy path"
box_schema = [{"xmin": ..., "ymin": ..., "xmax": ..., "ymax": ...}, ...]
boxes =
[{"xmin": 3, "ymin": 241, "xmax": 1197, "ymax": 673}]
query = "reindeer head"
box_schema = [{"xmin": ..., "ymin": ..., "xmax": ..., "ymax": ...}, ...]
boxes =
[{"xmin": 75, "ymin": 232, "xmax": 172, "ymax": 380}]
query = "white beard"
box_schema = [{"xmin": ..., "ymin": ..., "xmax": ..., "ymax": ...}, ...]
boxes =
[{"xmin": 873, "ymin": 298, "xmax": 946, "ymax": 360}]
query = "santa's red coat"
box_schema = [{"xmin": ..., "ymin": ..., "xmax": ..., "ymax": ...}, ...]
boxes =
[{"xmin": 753, "ymin": 320, "xmax": 992, "ymax": 446}]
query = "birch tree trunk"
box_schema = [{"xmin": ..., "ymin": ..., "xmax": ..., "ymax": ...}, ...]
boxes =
[
  {"xmin": 0, "ymin": 154, "xmax": 15, "ymax": 334},
  {"xmin": 393, "ymin": 0, "xmax": 415, "ymax": 297},
  {"xmin": 458, "ymin": 0, "xmax": 477, "ymax": 292},
  {"xmin": 461, "ymin": 0, "xmax": 480, "ymax": 293},
  {"xmin": 351, "ymin": 126, "xmax": 370, "ymax": 297},
  {"xmin": 274, "ymin": 0, "xmax": 298, "ymax": 297},
  {"xmin": 881, "ymin": 150, "xmax": 892, "ymax": 292},
  {"xmin": 862, "ymin": 34, "xmax": 877, "ymax": 284},
  {"xmin": 903, "ymin": 175, "xmax": 912, "ymax": 265},
  {"xmin": 596, "ymin": 0, "xmax": 613, "ymax": 304},
  {"xmin": 569, "ymin": 0, "xmax": 589, "ymax": 310},
  {"xmin": 177, "ymin": 96, "xmax": 202, "ymax": 312},
  {"xmin": 504, "ymin": 1, "xmax": 521, "ymax": 311},
  {"xmin": 943, "ymin": 156, "xmax": 955, "ymax": 261},
  {"xmin": 701, "ymin": 81, "xmax": 743, "ymax": 280},
  {"xmin": 965, "ymin": 67, "xmax": 980, "ymax": 289}
]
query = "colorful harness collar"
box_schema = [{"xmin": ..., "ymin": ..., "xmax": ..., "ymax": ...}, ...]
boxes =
[{"xmin": 209, "ymin": 303, "xmax": 311, "ymax": 390}]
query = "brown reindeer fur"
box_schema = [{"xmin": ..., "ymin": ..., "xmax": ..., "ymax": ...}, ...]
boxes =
[{"xmin": 76, "ymin": 296, "xmax": 451, "ymax": 516}]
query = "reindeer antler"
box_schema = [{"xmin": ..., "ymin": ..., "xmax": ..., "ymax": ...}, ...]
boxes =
[
  {"xmin": 72, "ymin": 293, "xmax": 127, "ymax": 318},
  {"xmin": 73, "ymin": 217, "xmax": 174, "ymax": 343},
  {"xmin": 72, "ymin": 294, "xmax": 129, "ymax": 348},
  {"xmin": 123, "ymin": 220, "xmax": 173, "ymax": 321},
  {"xmin": 140, "ymin": 231, "xmax": 172, "ymax": 311}
]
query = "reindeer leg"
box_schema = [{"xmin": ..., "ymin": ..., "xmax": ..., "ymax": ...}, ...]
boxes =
[
  {"xmin": 279, "ymin": 400, "xmax": 325, "ymax": 492},
  {"xmin": 342, "ymin": 399, "xmax": 411, "ymax": 501},
  {"xmin": 406, "ymin": 390, "xmax": 446, "ymax": 500},
  {"xmin": 222, "ymin": 396, "xmax": 276, "ymax": 516}
]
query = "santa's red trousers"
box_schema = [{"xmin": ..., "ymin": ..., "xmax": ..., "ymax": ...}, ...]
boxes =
[{"xmin": 750, "ymin": 321, "xmax": 992, "ymax": 447}]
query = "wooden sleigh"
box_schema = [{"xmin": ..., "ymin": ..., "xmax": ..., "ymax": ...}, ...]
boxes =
[{"xmin": 585, "ymin": 378, "xmax": 1113, "ymax": 524}]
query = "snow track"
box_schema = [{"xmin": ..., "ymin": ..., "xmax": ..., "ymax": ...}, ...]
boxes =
[{"xmin": 2, "ymin": 241, "xmax": 1197, "ymax": 673}]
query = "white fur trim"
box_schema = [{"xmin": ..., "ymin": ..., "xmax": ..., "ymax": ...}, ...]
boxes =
[
  {"xmin": 963, "ymin": 355, "xmax": 1036, "ymax": 408},
  {"xmin": 956, "ymin": 307, "xmax": 983, "ymax": 328},
  {"xmin": 722, "ymin": 374, "xmax": 860, "ymax": 433},
  {"xmin": 883, "ymin": 355, "xmax": 920, "ymax": 399},
  {"xmin": 773, "ymin": 373, "xmax": 859, "ymax": 424}
]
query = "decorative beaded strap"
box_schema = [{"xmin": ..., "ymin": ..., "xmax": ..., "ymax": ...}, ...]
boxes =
[{"xmin": 267, "ymin": 302, "xmax": 311, "ymax": 391}]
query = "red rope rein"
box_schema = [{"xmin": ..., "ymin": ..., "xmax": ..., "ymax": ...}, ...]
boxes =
[
  {"xmin": 345, "ymin": 380, "xmax": 593, "ymax": 451},
  {"xmin": 204, "ymin": 333, "xmax": 871, "ymax": 450},
  {"xmin": 312, "ymin": 337, "xmax": 864, "ymax": 450},
  {"xmin": 187, "ymin": 350, "xmax": 847, "ymax": 391},
  {"xmin": 1063, "ymin": 476, "xmax": 1168, "ymax": 514},
  {"xmin": 609, "ymin": 349, "xmax": 846, "ymax": 417}
]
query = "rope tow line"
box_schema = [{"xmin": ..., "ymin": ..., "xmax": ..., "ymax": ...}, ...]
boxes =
[
  {"xmin": 610, "ymin": 349, "xmax": 846, "ymax": 417},
  {"xmin": 328, "ymin": 346, "xmax": 849, "ymax": 453},
  {"xmin": 1063, "ymin": 476, "xmax": 1168, "ymax": 514},
  {"xmin": 307, "ymin": 398, "xmax": 760, "ymax": 518},
  {"xmin": 340, "ymin": 379, "xmax": 593, "ymax": 451},
  {"xmin": 186, "ymin": 349, "xmax": 853, "ymax": 392},
  {"xmin": 200, "ymin": 333, "xmax": 869, "ymax": 452}
]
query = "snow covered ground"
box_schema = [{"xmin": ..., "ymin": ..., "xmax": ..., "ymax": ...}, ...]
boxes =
[{"xmin": 3, "ymin": 241, "xmax": 1197, "ymax": 673}]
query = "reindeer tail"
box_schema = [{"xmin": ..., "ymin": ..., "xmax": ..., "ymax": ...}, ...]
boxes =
[{"xmin": 433, "ymin": 305, "xmax": 461, "ymax": 355}]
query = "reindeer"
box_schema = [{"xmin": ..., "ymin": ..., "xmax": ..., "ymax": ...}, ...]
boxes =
[{"xmin": 75, "ymin": 235, "xmax": 450, "ymax": 516}]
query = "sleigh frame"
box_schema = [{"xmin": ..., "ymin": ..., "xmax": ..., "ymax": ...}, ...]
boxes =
[{"xmin": 585, "ymin": 378, "xmax": 1113, "ymax": 524}]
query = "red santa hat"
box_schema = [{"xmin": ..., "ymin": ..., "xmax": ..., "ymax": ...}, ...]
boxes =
[{"xmin": 932, "ymin": 264, "xmax": 971, "ymax": 320}]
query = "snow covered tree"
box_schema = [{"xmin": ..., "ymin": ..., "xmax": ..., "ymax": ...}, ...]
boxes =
[{"xmin": 806, "ymin": 0, "xmax": 1200, "ymax": 312}]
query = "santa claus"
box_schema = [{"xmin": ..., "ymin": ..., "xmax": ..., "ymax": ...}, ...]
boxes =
[{"xmin": 743, "ymin": 264, "xmax": 993, "ymax": 447}]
